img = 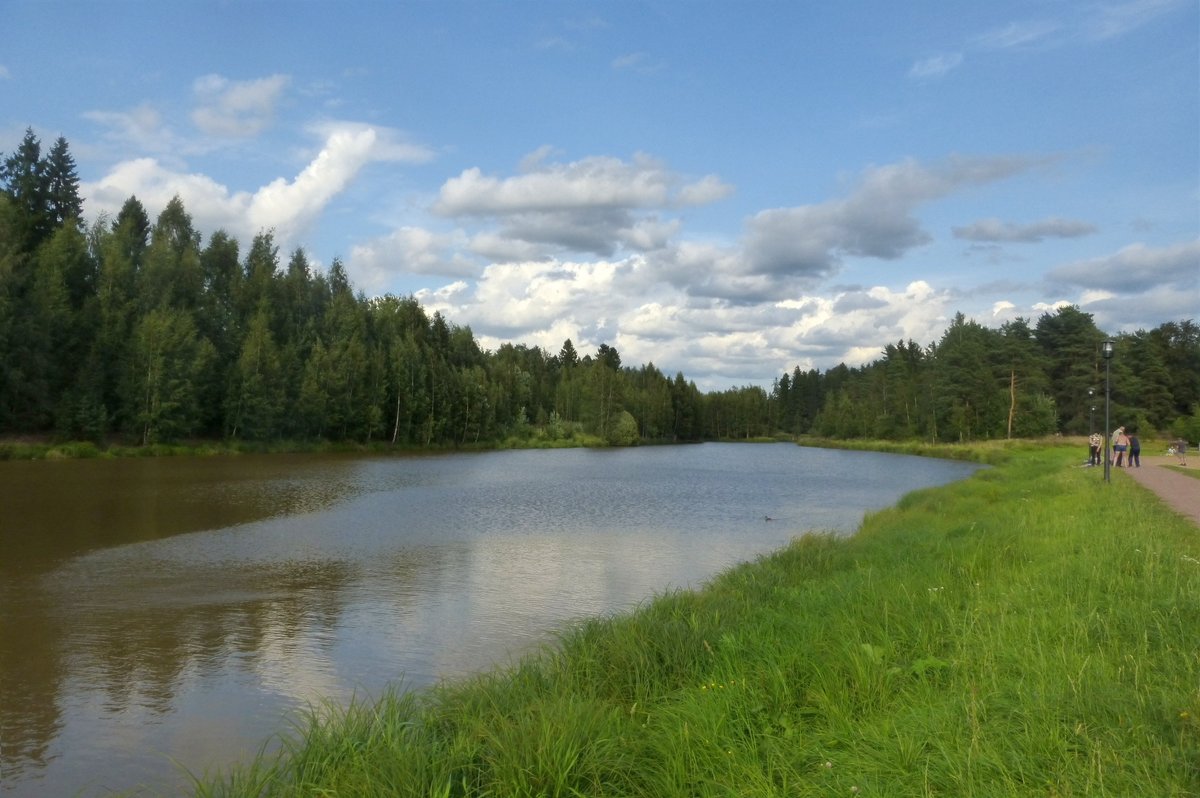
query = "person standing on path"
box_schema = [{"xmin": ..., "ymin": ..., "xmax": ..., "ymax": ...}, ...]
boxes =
[
  {"xmin": 1128, "ymin": 431, "xmax": 1141, "ymax": 467},
  {"xmin": 1112, "ymin": 426, "xmax": 1127, "ymax": 467},
  {"xmin": 1177, "ymin": 438, "xmax": 1189, "ymax": 466}
]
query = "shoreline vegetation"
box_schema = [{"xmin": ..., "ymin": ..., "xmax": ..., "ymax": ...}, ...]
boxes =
[
  {"xmin": 0, "ymin": 433, "xmax": 609, "ymax": 461},
  {"xmin": 0, "ymin": 432, "xmax": 1037, "ymax": 463},
  {"xmin": 187, "ymin": 439, "xmax": 1198, "ymax": 797},
  {"xmin": 0, "ymin": 433, "xmax": 788, "ymax": 461},
  {"xmin": 4, "ymin": 132, "xmax": 1199, "ymax": 463}
]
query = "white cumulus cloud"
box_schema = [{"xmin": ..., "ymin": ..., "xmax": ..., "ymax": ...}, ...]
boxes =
[
  {"xmin": 83, "ymin": 123, "xmax": 428, "ymax": 250},
  {"xmin": 429, "ymin": 151, "xmax": 731, "ymax": 260}
]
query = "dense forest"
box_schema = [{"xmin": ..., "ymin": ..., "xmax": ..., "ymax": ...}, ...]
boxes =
[{"xmin": 2, "ymin": 130, "xmax": 1197, "ymax": 448}]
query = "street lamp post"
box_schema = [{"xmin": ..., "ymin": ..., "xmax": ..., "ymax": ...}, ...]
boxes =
[
  {"xmin": 1102, "ymin": 340, "xmax": 1115, "ymax": 483},
  {"xmin": 1088, "ymin": 388, "xmax": 1095, "ymax": 436}
]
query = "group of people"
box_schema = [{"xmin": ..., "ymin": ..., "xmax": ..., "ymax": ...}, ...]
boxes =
[
  {"xmin": 1110, "ymin": 426, "xmax": 1140, "ymax": 467},
  {"xmin": 1087, "ymin": 426, "xmax": 1141, "ymax": 467},
  {"xmin": 1087, "ymin": 427, "xmax": 1192, "ymax": 468}
]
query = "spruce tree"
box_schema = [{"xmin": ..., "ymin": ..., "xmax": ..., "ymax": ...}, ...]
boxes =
[
  {"xmin": 0, "ymin": 128, "xmax": 49, "ymax": 251},
  {"xmin": 44, "ymin": 136, "xmax": 83, "ymax": 229}
]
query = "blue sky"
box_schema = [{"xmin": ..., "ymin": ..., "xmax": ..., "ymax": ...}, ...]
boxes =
[{"xmin": 4, "ymin": 1, "xmax": 1197, "ymax": 389}]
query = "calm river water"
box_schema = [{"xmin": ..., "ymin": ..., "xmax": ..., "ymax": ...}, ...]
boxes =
[{"xmin": 0, "ymin": 443, "xmax": 980, "ymax": 796}]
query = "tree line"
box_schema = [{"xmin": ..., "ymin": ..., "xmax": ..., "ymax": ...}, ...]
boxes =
[
  {"xmin": 776, "ymin": 312, "xmax": 1200, "ymax": 443},
  {"xmin": 2, "ymin": 130, "xmax": 1197, "ymax": 448}
]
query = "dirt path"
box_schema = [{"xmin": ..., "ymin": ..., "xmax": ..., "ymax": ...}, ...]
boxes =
[{"xmin": 1117, "ymin": 455, "xmax": 1200, "ymax": 528}]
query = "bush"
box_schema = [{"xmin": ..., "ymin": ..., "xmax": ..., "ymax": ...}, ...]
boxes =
[
  {"xmin": 606, "ymin": 410, "xmax": 639, "ymax": 446},
  {"xmin": 1170, "ymin": 403, "xmax": 1200, "ymax": 445}
]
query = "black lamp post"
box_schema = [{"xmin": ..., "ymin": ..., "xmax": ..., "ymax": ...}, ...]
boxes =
[
  {"xmin": 1102, "ymin": 340, "xmax": 1115, "ymax": 483},
  {"xmin": 1088, "ymin": 388, "xmax": 1095, "ymax": 435}
]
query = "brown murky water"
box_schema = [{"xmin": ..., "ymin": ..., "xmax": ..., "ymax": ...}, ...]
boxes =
[{"xmin": 0, "ymin": 445, "xmax": 979, "ymax": 796}]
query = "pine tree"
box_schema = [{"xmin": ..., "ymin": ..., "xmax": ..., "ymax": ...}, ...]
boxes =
[{"xmin": 1035, "ymin": 306, "xmax": 1105, "ymax": 432}]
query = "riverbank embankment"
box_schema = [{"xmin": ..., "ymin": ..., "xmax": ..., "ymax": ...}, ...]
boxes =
[{"xmin": 195, "ymin": 441, "xmax": 1197, "ymax": 796}]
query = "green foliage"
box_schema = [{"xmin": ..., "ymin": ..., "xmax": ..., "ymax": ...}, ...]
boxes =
[
  {"xmin": 226, "ymin": 309, "xmax": 285, "ymax": 440},
  {"xmin": 1170, "ymin": 404, "xmax": 1200, "ymax": 445},
  {"xmin": 606, "ymin": 409, "xmax": 639, "ymax": 445},
  {"xmin": 791, "ymin": 309, "xmax": 1197, "ymax": 444},
  {"xmin": 1, "ymin": 132, "xmax": 1197, "ymax": 450},
  {"xmin": 1011, "ymin": 392, "xmax": 1058, "ymax": 437}
]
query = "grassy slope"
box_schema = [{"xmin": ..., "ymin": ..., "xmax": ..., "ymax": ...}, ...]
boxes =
[{"xmin": 198, "ymin": 442, "xmax": 1199, "ymax": 797}]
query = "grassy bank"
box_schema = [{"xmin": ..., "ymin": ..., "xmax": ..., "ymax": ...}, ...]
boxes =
[
  {"xmin": 196, "ymin": 443, "xmax": 1198, "ymax": 797},
  {"xmin": 1166, "ymin": 466, "xmax": 1199, "ymax": 481},
  {"xmin": 794, "ymin": 435, "xmax": 1040, "ymax": 465}
]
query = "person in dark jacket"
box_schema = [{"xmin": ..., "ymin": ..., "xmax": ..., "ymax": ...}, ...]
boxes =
[{"xmin": 1127, "ymin": 431, "xmax": 1141, "ymax": 467}]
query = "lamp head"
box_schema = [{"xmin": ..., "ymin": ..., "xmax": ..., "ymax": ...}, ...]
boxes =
[{"xmin": 1101, "ymin": 339, "xmax": 1115, "ymax": 359}]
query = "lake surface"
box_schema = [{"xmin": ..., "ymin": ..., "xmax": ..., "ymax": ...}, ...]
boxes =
[{"xmin": 0, "ymin": 443, "xmax": 980, "ymax": 796}]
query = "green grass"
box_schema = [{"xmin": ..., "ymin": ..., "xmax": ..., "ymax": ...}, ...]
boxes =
[
  {"xmin": 794, "ymin": 435, "xmax": 1025, "ymax": 464},
  {"xmin": 1164, "ymin": 465, "xmax": 1198, "ymax": 480},
  {"xmin": 193, "ymin": 442, "xmax": 1199, "ymax": 797}
]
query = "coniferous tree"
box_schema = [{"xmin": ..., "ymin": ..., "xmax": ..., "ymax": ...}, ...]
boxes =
[
  {"xmin": 0, "ymin": 128, "xmax": 50, "ymax": 251},
  {"xmin": 1152, "ymin": 320, "xmax": 1200, "ymax": 419},
  {"xmin": 931, "ymin": 314, "xmax": 1006, "ymax": 441},
  {"xmin": 44, "ymin": 136, "xmax": 83, "ymax": 229},
  {"xmin": 872, "ymin": 340, "xmax": 925, "ymax": 437},
  {"xmin": 1035, "ymin": 306, "xmax": 1104, "ymax": 432},
  {"xmin": 558, "ymin": 338, "xmax": 579, "ymax": 369},
  {"xmin": 113, "ymin": 196, "xmax": 151, "ymax": 266},
  {"xmin": 583, "ymin": 345, "xmax": 625, "ymax": 439},
  {"xmin": 670, "ymin": 372, "xmax": 702, "ymax": 440},
  {"xmin": 1120, "ymin": 329, "xmax": 1175, "ymax": 431},
  {"xmin": 995, "ymin": 318, "xmax": 1054, "ymax": 437}
]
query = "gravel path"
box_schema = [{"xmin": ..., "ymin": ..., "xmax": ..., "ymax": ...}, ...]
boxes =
[{"xmin": 1117, "ymin": 454, "xmax": 1200, "ymax": 528}]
